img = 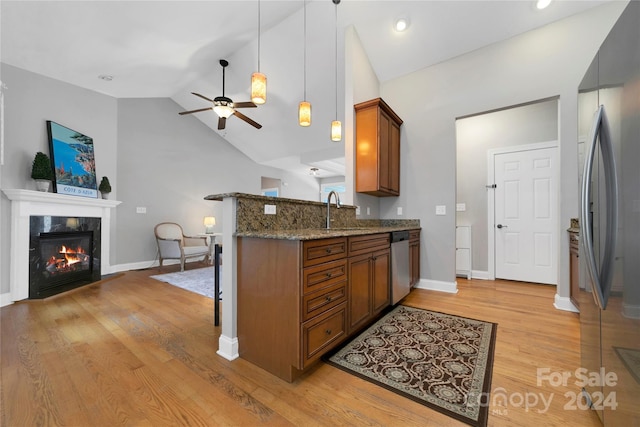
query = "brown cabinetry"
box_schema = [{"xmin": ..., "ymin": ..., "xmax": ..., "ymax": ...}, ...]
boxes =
[
  {"xmin": 347, "ymin": 233, "xmax": 390, "ymax": 334},
  {"xmin": 409, "ymin": 229, "xmax": 421, "ymax": 287},
  {"xmin": 355, "ymin": 98, "xmax": 403, "ymax": 197},
  {"xmin": 569, "ymin": 231, "xmax": 579, "ymax": 309},
  {"xmin": 237, "ymin": 232, "xmax": 392, "ymax": 382}
]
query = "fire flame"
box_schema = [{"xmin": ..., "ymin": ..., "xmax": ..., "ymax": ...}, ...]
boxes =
[{"xmin": 45, "ymin": 245, "xmax": 88, "ymax": 272}]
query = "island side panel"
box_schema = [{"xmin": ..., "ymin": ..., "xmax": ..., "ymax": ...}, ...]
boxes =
[{"xmin": 237, "ymin": 237, "xmax": 301, "ymax": 381}]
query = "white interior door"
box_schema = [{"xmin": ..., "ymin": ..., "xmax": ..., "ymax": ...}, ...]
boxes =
[{"xmin": 494, "ymin": 146, "xmax": 558, "ymax": 284}]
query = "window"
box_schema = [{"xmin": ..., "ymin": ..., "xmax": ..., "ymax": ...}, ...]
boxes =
[{"xmin": 320, "ymin": 182, "xmax": 346, "ymax": 203}]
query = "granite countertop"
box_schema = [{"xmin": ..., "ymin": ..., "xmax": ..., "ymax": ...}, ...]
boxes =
[{"xmin": 236, "ymin": 224, "xmax": 421, "ymax": 240}]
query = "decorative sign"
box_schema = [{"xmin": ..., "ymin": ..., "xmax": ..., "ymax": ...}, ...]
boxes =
[{"xmin": 47, "ymin": 121, "xmax": 98, "ymax": 198}]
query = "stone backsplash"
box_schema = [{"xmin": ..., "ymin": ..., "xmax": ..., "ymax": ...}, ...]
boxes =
[{"xmin": 205, "ymin": 192, "xmax": 419, "ymax": 233}]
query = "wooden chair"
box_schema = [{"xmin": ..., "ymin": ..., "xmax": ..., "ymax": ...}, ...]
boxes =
[{"xmin": 154, "ymin": 222, "xmax": 210, "ymax": 271}]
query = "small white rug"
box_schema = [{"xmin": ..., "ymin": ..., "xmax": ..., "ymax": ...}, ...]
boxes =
[{"xmin": 150, "ymin": 266, "xmax": 221, "ymax": 299}]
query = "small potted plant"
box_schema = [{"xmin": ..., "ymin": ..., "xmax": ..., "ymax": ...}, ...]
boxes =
[
  {"xmin": 31, "ymin": 151, "xmax": 54, "ymax": 192},
  {"xmin": 98, "ymin": 176, "xmax": 112, "ymax": 199}
]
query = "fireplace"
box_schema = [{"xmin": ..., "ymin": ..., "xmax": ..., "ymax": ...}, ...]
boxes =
[{"xmin": 29, "ymin": 216, "xmax": 102, "ymax": 299}]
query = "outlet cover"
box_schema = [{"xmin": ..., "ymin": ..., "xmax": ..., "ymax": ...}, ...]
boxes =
[
  {"xmin": 397, "ymin": 207, "xmax": 403, "ymax": 215},
  {"xmin": 136, "ymin": 207, "xmax": 147, "ymax": 214},
  {"xmin": 264, "ymin": 204, "xmax": 277, "ymax": 215},
  {"xmin": 436, "ymin": 205, "xmax": 446, "ymax": 216},
  {"xmin": 456, "ymin": 203, "xmax": 466, "ymax": 212}
]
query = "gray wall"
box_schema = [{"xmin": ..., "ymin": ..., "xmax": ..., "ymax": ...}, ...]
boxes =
[
  {"xmin": 0, "ymin": 63, "xmax": 118, "ymax": 295},
  {"xmin": 456, "ymin": 98, "xmax": 559, "ymax": 273},
  {"xmin": 0, "ymin": 65, "xmax": 320, "ymax": 295},
  {"xmin": 376, "ymin": 2, "xmax": 626, "ymax": 292}
]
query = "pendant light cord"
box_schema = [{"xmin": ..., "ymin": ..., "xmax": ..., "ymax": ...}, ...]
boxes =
[
  {"xmin": 257, "ymin": 0, "xmax": 261, "ymax": 72},
  {"xmin": 303, "ymin": 0, "xmax": 307, "ymax": 100},
  {"xmin": 334, "ymin": 0, "xmax": 339, "ymax": 121}
]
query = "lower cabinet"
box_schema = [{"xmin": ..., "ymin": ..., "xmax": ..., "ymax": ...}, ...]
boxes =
[
  {"xmin": 237, "ymin": 233, "xmax": 391, "ymax": 382},
  {"xmin": 409, "ymin": 229, "xmax": 420, "ymax": 286}
]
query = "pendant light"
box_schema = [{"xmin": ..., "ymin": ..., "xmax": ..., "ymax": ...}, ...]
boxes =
[
  {"xmin": 298, "ymin": 0, "xmax": 311, "ymax": 126},
  {"xmin": 251, "ymin": 0, "xmax": 267, "ymax": 105},
  {"xmin": 331, "ymin": 0, "xmax": 342, "ymax": 142}
]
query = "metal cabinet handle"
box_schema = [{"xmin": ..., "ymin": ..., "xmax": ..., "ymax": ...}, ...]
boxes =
[
  {"xmin": 580, "ymin": 105, "xmax": 618, "ymax": 310},
  {"xmin": 325, "ymin": 296, "xmax": 332, "ymax": 302},
  {"xmin": 325, "ymin": 329, "xmax": 332, "ymax": 335}
]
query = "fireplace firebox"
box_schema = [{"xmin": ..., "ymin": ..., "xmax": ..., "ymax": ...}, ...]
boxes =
[{"xmin": 29, "ymin": 216, "xmax": 102, "ymax": 299}]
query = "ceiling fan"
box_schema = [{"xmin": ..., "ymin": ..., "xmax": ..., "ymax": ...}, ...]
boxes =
[{"xmin": 179, "ymin": 59, "xmax": 262, "ymax": 130}]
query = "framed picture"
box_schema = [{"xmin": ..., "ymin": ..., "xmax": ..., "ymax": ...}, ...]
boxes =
[{"xmin": 46, "ymin": 121, "xmax": 98, "ymax": 198}]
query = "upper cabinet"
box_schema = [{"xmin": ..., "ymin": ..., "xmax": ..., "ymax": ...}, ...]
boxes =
[{"xmin": 355, "ymin": 98, "xmax": 403, "ymax": 197}]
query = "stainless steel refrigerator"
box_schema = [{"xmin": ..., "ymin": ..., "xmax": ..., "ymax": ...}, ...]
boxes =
[{"xmin": 578, "ymin": 1, "xmax": 640, "ymax": 425}]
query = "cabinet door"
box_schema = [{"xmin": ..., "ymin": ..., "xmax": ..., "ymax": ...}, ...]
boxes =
[
  {"xmin": 379, "ymin": 111, "xmax": 391, "ymax": 191},
  {"xmin": 388, "ymin": 120, "xmax": 401, "ymax": 194},
  {"xmin": 371, "ymin": 248, "xmax": 390, "ymax": 314},
  {"xmin": 409, "ymin": 240, "xmax": 420, "ymax": 286},
  {"xmin": 348, "ymin": 253, "xmax": 372, "ymax": 332}
]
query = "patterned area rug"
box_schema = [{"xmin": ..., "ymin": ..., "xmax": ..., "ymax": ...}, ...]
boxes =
[
  {"xmin": 150, "ymin": 267, "xmax": 220, "ymax": 299},
  {"xmin": 325, "ymin": 305, "xmax": 497, "ymax": 427}
]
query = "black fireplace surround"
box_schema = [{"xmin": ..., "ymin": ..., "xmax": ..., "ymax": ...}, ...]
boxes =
[{"xmin": 29, "ymin": 215, "xmax": 101, "ymax": 299}]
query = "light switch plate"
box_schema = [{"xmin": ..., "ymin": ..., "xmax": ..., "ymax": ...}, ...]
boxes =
[
  {"xmin": 264, "ymin": 204, "xmax": 277, "ymax": 215},
  {"xmin": 436, "ymin": 205, "xmax": 446, "ymax": 216},
  {"xmin": 456, "ymin": 203, "xmax": 466, "ymax": 212},
  {"xmin": 356, "ymin": 206, "xmax": 361, "ymax": 215},
  {"xmin": 136, "ymin": 207, "xmax": 146, "ymax": 214}
]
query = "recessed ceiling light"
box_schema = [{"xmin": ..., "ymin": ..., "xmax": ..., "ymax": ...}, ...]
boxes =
[
  {"xmin": 536, "ymin": 0, "xmax": 552, "ymax": 10},
  {"xmin": 394, "ymin": 17, "xmax": 410, "ymax": 32},
  {"xmin": 98, "ymin": 75, "xmax": 113, "ymax": 81}
]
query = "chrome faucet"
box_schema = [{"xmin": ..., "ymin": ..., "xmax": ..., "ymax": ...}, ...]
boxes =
[{"xmin": 326, "ymin": 191, "xmax": 341, "ymax": 229}]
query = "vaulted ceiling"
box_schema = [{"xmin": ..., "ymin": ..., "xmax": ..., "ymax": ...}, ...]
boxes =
[{"xmin": 1, "ymin": 0, "xmax": 611, "ymax": 177}]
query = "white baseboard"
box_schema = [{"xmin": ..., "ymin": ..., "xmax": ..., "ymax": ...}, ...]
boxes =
[
  {"xmin": 1, "ymin": 292, "xmax": 13, "ymax": 308},
  {"xmin": 554, "ymin": 293, "xmax": 579, "ymax": 313},
  {"xmin": 217, "ymin": 335, "xmax": 239, "ymax": 361},
  {"xmin": 623, "ymin": 303, "xmax": 640, "ymax": 319},
  {"xmin": 471, "ymin": 270, "xmax": 490, "ymax": 280},
  {"xmin": 414, "ymin": 278, "xmax": 458, "ymax": 294}
]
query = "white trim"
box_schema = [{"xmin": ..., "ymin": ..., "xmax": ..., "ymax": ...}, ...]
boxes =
[
  {"xmin": 217, "ymin": 335, "xmax": 239, "ymax": 360},
  {"xmin": 1, "ymin": 292, "xmax": 13, "ymax": 308},
  {"xmin": 2, "ymin": 189, "xmax": 121, "ymax": 301},
  {"xmin": 554, "ymin": 293, "xmax": 579, "ymax": 313},
  {"xmin": 413, "ymin": 278, "xmax": 458, "ymax": 294},
  {"xmin": 487, "ymin": 140, "xmax": 559, "ymax": 282},
  {"xmin": 623, "ymin": 303, "xmax": 640, "ymax": 319}
]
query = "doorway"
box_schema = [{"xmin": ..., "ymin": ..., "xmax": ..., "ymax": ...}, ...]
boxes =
[{"xmin": 456, "ymin": 97, "xmax": 559, "ymax": 281}]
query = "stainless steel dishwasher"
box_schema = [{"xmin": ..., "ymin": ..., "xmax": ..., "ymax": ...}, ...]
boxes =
[{"xmin": 391, "ymin": 230, "xmax": 411, "ymax": 304}]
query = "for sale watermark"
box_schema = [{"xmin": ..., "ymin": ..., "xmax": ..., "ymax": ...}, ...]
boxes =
[{"xmin": 468, "ymin": 367, "xmax": 618, "ymax": 415}]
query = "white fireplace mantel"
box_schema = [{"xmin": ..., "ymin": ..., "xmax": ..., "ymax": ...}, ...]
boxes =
[{"xmin": 2, "ymin": 189, "xmax": 121, "ymax": 302}]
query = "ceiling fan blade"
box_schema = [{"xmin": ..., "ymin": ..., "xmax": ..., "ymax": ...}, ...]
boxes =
[
  {"xmin": 218, "ymin": 117, "xmax": 226, "ymax": 130},
  {"xmin": 233, "ymin": 110, "xmax": 262, "ymax": 129},
  {"xmin": 178, "ymin": 107, "xmax": 212, "ymax": 115},
  {"xmin": 233, "ymin": 101, "xmax": 257, "ymax": 109},
  {"xmin": 192, "ymin": 92, "xmax": 215, "ymax": 103}
]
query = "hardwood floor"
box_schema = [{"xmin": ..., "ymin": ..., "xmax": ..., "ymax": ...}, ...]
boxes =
[{"xmin": 1, "ymin": 268, "xmax": 602, "ymax": 426}]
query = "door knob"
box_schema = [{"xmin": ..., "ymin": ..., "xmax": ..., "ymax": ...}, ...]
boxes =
[{"xmin": 497, "ymin": 224, "xmax": 508, "ymax": 229}]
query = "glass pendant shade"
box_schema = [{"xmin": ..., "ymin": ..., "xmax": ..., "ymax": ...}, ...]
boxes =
[
  {"xmin": 331, "ymin": 120, "xmax": 342, "ymax": 142},
  {"xmin": 213, "ymin": 104, "xmax": 234, "ymax": 118},
  {"xmin": 299, "ymin": 101, "xmax": 311, "ymax": 127},
  {"xmin": 251, "ymin": 72, "xmax": 267, "ymax": 104}
]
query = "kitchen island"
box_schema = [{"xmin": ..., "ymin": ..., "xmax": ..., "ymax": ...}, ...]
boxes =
[{"xmin": 205, "ymin": 192, "xmax": 420, "ymax": 381}]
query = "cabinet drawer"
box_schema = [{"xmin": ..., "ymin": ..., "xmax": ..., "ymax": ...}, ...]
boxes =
[
  {"xmin": 302, "ymin": 303, "xmax": 347, "ymax": 367},
  {"xmin": 303, "ymin": 259, "xmax": 347, "ymax": 294},
  {"xmin": 302, "ymin": 281, "xmax": 347, "ymax": 321},
  {"xmin": 348, "ymin": 233, "xmax": 390, "ymax": 257},
  {"xmin": 303, "ymin": 238, "xmax": 347, "ymax": 267},
  {"xmin": 409, "ymin": 230, "xmax": 421, "ymax": 241}
]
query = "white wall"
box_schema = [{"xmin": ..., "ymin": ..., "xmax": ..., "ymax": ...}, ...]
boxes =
[{"xmin": 377, "ymin": 2, "xmax": 626, "ymax": 294}]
